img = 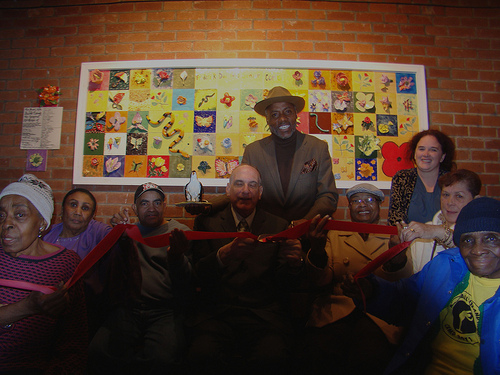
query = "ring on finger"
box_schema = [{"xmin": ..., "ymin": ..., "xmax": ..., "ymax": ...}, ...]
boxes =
[{"xmin": 410, "ymin": 228, "xmax": 415, "ymax": 232}]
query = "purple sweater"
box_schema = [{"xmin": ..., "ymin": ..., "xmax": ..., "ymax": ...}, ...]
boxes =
[
  {"xmin": 0, "ymin": 246, "xmax": 87, "ymax": 374},
  {"xmin": 44, "ymin": 219, "xmax": 112, "ymax": 259}
]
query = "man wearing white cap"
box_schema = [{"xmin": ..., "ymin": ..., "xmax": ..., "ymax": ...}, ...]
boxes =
[{"xmin": 301, "ymin": 183, "xmax": 412, "ymax": 374}]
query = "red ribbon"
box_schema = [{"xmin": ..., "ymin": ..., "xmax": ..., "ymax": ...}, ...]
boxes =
[{"xmin": 0, "ymin": 219, "xmax": 402, "ymax": 293}]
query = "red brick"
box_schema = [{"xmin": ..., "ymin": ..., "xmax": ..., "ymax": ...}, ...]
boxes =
[
  {"xmin": 237, "ymin": 51, "xmax": 267, "ymax": 59},
  {"xmin": 254, "ymin": 41, "xmax": 284, "ymax": 51},
  {"xmin": 297, "ymin": 31, "xmax": 326, "ymax": 41},
  {"xmin": 326, "ymin": 11, "xmax": 356, "ymax": 21},
  {"xmin": 344, "ymin": 22, "xmax": 372, "ymax": 33},
  {"xmin": 269, "ymin": 10, "xmax": 296, "ymax": 19},
  {"xmin": 51, "ymin": 47, "xmax": 78, "ymax": 57},
  {"xmin": 315, "ymin": 42, "xmax": 343, "ymax": 53},
  {"xmin": 467, "ymin": 81, "xmax": 495, "ymax": 92},
  {"xmin": 193, "ymin": 1, "xmax": 222, "ymax": 9},
  {"xmin": 327, "ymin": 32, "xmax": 355, "ymax": 42},
  {"xmin": 93, "ymin": 34, "xmax": 120, "ymax": 44},
  {"xmin": 135, "ymin": 22, "xmax": 164, "ymax": 32},
  {"xmin": 471, "ymin": 150, "xmax": 499, "ymax": 162},
  {"xmin": 206, "ymin": 10, "xmax": 237, "ymax": 19},
  {"xmin": 284, "ymin": 20, "xmax": 313, "ymax": 30},
  {"xmin": 177, "ymin": 10, "xmax": 206, "ymax": 21},
  {"xmin": 468, "ymin": 126, "xmax": 497, "ymax": 138},
  {"xmin": 223, "ymin": 20, "xmax": 252, "ymax": 30},
  {"xmin": 282, "ymin": 1, "xmax": 311, "ymax": 10},
  {"xmin": 266, "ymin": 30, "xmax": 296, "ymax": 40},
  {"xmin": 237, "ymin": 10, "xmax": 266, "ymax": 19},
  {"xmin": 385, "ymin": 14, "xmax": 409, "ymax": 25},
  {"xmin": 358, "ymin": 33, "xmax": 383, "ymax": 44},
  {"xmin": 374, "ymin": 44, "xmax": 402, "ymax": 55},
  {"xmin": 223, "ymin": 41, "xmax": 253, "ymax": 50},
  {"xmin": 360, "ymin": 54, "xmax": 388, "ymax": 63},
  {"xmin": 385, "ymin": 35, "xmax": 409, "ymax": 45},
  {"xmin": 344, "ymin": 43, "xmax": 373, "ymax": 54},
  {"xmin": 193, "ymin": 40, "xmax": 222, "ymax": 51},
  {"xmin": 373, "ymin": 23, "xmax": 399, "ymax": 34},
  {"xmin": 410, "ymin": 36, "xmax": 435, "ymax": 46},
  {"xmin": 401, "ymin": 45, "xmax": 426, "ymax": 55},
  {"xmin": 314, "ymin": 20, "xmax": 343, "ymax": 31},
  {"xmin": 77, "ymin": 44, "xmax": 106, "ymax": 56},
  {"xmin": 392, "ymin": 55, "xmax": 415, "ymax": 64}
]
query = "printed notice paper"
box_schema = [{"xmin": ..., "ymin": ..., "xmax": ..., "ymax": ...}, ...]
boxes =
[{"xmin": 21, "ymin": 107, "xmax": 63, "ymax": 149}]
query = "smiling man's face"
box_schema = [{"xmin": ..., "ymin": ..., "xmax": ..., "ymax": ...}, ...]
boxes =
[
  {"xmin": 348, "ymin": 193, "xmax": 380, "ymax": 224},
  {"xmin": 265, "ymin": 102, "xmax": 298, "ymax": 140}
]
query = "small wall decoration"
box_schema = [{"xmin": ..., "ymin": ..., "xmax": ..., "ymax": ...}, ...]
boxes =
[
  {"xmin": 26, "ymin": 149, "xmax": 48, "ymax": 172},
  {"xmin": 74, "ymin": 59, "xmax": 428, "ymax": 189}
]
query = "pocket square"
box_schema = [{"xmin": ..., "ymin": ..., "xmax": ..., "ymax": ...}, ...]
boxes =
[{"xmin": 300, "ymin": 159, "xmax": 318, "ymax": 174}]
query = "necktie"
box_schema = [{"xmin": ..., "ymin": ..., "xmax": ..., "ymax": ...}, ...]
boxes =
[{"xmin": 237, "ymin": 219, "xmax": 250, "ymax": 232}]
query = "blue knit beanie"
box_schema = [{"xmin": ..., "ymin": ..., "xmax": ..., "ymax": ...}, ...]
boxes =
[{"xmin": 453, "ymin": 197, "xmax": 500, "ymax": 245}]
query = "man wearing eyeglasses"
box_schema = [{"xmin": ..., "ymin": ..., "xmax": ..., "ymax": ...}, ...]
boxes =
[{"xmin": 299, "ymin": 183, "xmax": 413, "ymax": 374}]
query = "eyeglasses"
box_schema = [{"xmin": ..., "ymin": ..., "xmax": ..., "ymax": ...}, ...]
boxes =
[{"xmin": 349, "ymin": 196, "xmax": 378, "ymax": 205}]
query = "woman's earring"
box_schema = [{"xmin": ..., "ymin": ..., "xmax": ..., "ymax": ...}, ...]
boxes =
[{"xmin": 38, "ymin": 227, "xmax": 43, "ymax": 238}]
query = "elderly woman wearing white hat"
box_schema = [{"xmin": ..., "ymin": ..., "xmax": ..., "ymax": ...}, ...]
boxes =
[
  {"xmin": 300, "ymin": 183, "xmax": 413, "ymax": 375},
  {"xmin": 0, "ymin": 174, "xmax": 87, "ymax": 374}
]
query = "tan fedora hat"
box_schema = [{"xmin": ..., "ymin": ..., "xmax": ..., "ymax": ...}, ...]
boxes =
[{"xmin": 254, "ymin": 86, "xmax": 305, "ymax": 116}]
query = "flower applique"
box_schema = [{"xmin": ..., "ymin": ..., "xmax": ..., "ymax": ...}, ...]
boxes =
[
  {"xmin": 292, "ymin": 71, "xmax": 303, "ymax": 86},
  {"xmin": 399, "ymin": 76, "xmax": 415, "ymax": 91},
  {"xmin": 334, "ymin": 92, "xmax": 351, "ymax": 111},
  {"xmin": 105, "ymin": 157, "xmax": 121, "ymax": 175},
  {"xmin": 198, "ymin": 161, "xmax": 211, "ymax": 174},
  {"xmin": 220, "ymin": 92, "xmax": 235, "ymax": 107},
  {"xmin": 87, "ymin": 138, "xmax": 99, "ymax": 151},
  {"xmin": 381, "ymin": 142, "xmax": 414, "ymax": 177},
  {"xmin": 355, "ymin": 93, "xmax": 374, "ymax": 112}
]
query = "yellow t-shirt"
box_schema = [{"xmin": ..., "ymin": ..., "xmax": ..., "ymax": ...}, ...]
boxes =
[{"xmin": 426, "ymin": 273, "xmax": 500, "ymax": 375}]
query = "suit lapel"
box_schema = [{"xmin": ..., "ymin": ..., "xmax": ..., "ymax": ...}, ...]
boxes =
[
  {"xmin": 342, "ymin": 232, "xmax": 386, "ymax": 261},
  {"xmin": 220, "ymin": 206, "xmax": 237, "ymax": 232},
  {"xmin": 250, "ymin": 208, "xmax": 268, "ymax": 236}
]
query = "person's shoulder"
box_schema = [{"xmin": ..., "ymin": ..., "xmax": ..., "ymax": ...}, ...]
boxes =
[
  {"xmin": 255, "ymin": 207, "xmax": 288, "ymax": 228},
  {"xmin": 166, "ymin": 219, "xmax": 191, "ymax": 232},
  {"xmin": 87, "ymin": 219, "xmax": 112, "ymax": 232},
  {"xmin": 53, "ymin": 246, "xmax": 82, "ymax": 266},
  {"xmin": 43, "ymin": 222, "xmax": 63, "ymax": 239},
  {"xmin": 392, "ymin": 168, "xmax": 416, "ymax": 180},
  {"xmin": 244, "ymin": 136, "xmax": 269, "ymax": 152},
  {"xmin": 193, "ymin": 205, "xmax": 228, "ymax": 229}
]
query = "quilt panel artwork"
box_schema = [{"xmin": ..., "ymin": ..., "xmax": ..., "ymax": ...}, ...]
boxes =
[{"xmin": 74, "ymin": 59, "xmax": 428, "ymax": 188}]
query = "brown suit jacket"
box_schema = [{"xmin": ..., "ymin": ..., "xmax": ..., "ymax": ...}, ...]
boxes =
[{"xmin": 242, "ymin": 132, "xmax": 338, "ymax": 222}]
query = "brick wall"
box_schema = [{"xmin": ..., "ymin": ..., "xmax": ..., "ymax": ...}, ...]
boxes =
[{"xmin": 0, "ymin": 0, "xmax": 498, "ymax": 228}]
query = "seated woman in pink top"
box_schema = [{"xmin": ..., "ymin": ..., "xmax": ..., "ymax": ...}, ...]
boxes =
[{"xmin": 0, "ymin": 174, "xmax": 87, "ymax": 374}]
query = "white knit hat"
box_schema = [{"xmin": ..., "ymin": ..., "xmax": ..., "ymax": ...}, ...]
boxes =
[{"xmin": 0, "ymin": 174, "xmax": 54, "ymax": 229}]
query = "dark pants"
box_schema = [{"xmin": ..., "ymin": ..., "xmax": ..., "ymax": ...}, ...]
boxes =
[
  {"xmin": 88, "ymin": 306, "xmax": 185, "ymax": 375},
  {"xmin": 299, "ymin": 308, "xmax": 397, "ymax": 375},
  {"xmin": 187, "ymin": 308, "xmax": 291, "ymax": 375}
]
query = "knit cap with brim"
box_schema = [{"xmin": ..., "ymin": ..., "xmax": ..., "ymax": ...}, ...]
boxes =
[
  {"xmin": 0, "ymin": 174, "xmax": 54, "ymax": 229},
  {"xmin": 453, "ymin": 197, "xmax": 500, "ymax": 245},
  {"xmin": 346, "ymin": 183, "xmax": 385, "ymax": 202}
]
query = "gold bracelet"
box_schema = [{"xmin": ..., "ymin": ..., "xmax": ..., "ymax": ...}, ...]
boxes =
[{"xmin": 436, "ymin": 225, "xmax": 453, "ymax": 248}]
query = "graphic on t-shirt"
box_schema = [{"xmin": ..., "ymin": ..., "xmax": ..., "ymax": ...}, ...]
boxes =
[{"xmin": 441, "ymin": 291, "xmax": 480, "ymax": 345}]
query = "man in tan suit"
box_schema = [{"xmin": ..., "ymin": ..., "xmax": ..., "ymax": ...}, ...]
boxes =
[
  {"xmin": 190, "ymin": 86, "xmax": 338, "ymax": 224},
  {"xmin": 243, "ymin": 86, "xmax": 338, "ymax": 223}
]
